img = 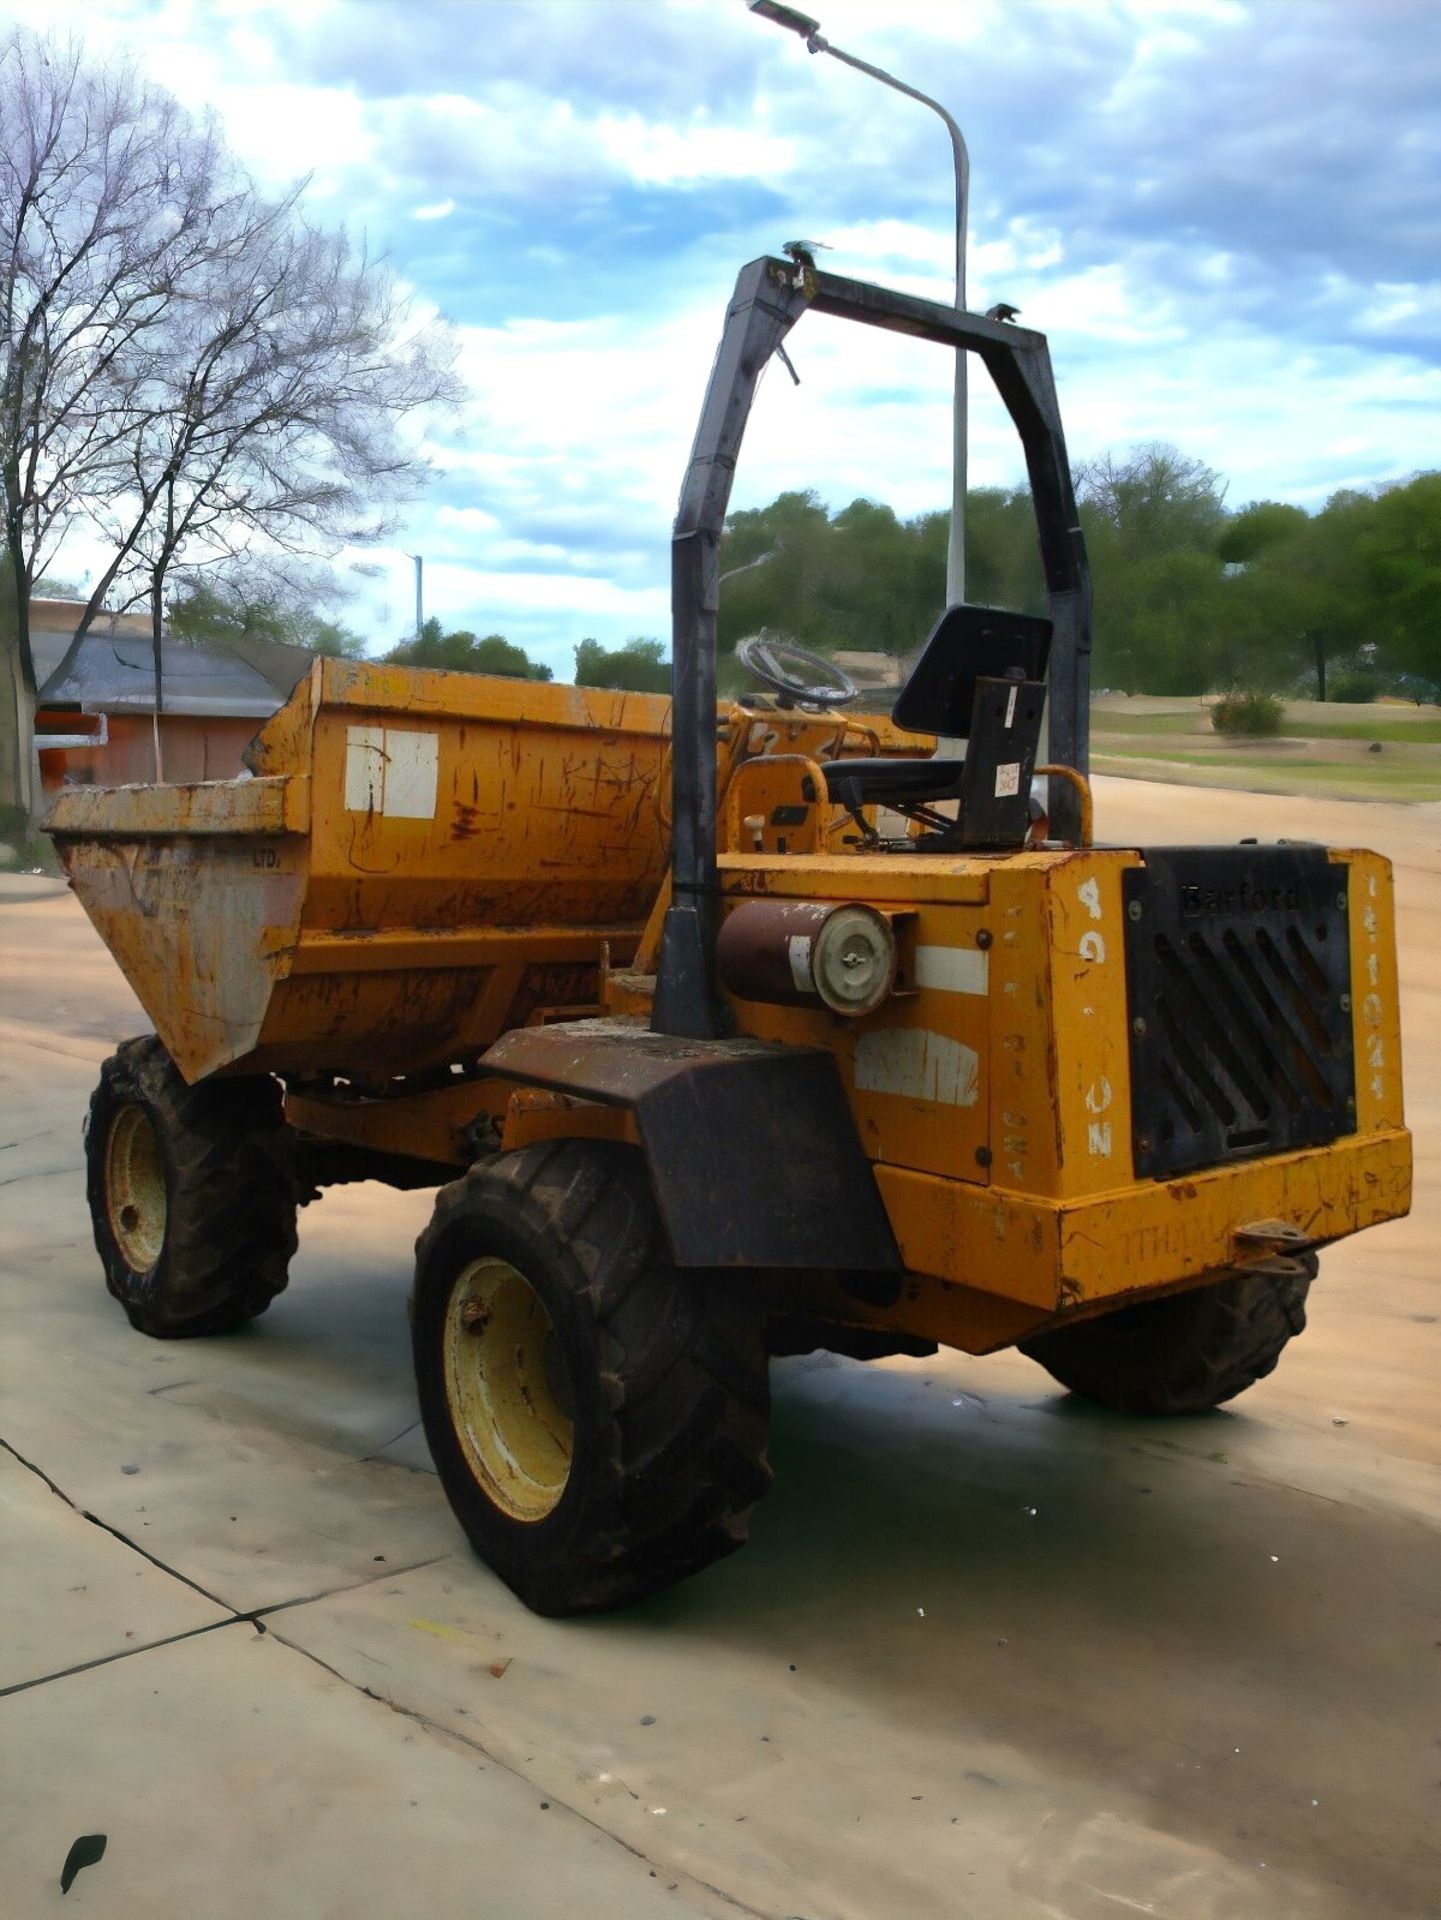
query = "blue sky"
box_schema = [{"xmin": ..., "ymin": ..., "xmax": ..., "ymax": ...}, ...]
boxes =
[{"xmin": 12, "ymin": 0, "xmax": 1440, "ymax": 672}]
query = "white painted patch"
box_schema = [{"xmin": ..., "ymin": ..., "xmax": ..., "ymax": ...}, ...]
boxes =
[
  {"xmin": 914, "ymin": 944, "xmax": 989, "ymax": 996},
  {"xmin": 994, "ymin": 761, "xmax": 1021, "ymax": 798},
  {"xmin": 1077, "ymin": 877, "xmax": 1103, "ymax": 920},
  {"xmin": 855, "ymin": 1028, "xmax": 980, "ymax": 1107},
  {"xmin": 344, "ymin": 725, "xmax": 385, "ymax": 813},
  {"xmin": 1087, "ymin": 1120, "xmax": 1113, "ymax": 1157},
  {"xmin": 1079, "ymin": 930, "xmax": 1106, "ymax": 963},
  {"xmin": 787, "ymin": 934, "xmax": 814, "ymax": 994},
  {"xmin": 1003, "ymin": 683, "xmax": 1018, "ymax": 729},
  {"xmin": 381, "ymin": 729, "xmax": 439, "ymax": 818},
  {"xmin": 345, "ymin": 725, "xmax": 439, "ymax": 820}
]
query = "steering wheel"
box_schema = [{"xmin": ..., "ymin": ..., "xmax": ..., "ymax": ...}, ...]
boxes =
[{"xmin": 736, "ymin": 633, "xmax": 858, "ymax": 711}]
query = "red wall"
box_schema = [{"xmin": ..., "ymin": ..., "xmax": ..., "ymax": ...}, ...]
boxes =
[{"xmin": 37, "ymin": 712, "xmax": 263, "ymax": 792}]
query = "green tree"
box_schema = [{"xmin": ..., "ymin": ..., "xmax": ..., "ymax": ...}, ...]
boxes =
[
  {"xmin": 1216, "ymin": 500, "xmax": 1309, "ymax": 565},
  {"xmin": 717, "ymin": 490, "xmax": 836, "ymax": 656},
  {"xmin": 1077, "ymin": 444, "xmax": 1233, "ymax": 691},
  {"xmin": 1079, "ymin": 444, "xmax": 1228, "ymax": 555},
  {"xmin": 706, "ymin": 458, "xmax": 1439, "ymax": 703},
  {"xmin": 964, "ymin": 487, "xmax": 1046, "ymax": 616},
  {"xmin": 573, "ymin": 637, "xmax": 671, "ymax": 693},
  {"xmin": 168, "ymin": 578, "xmax": 365, "ymax": 658},
  {"xmin": 1224, "ymin": 490, "xmax": 1374, "ymax": 697},
  {"xmin": 387, "ymin": 618, "xmax": 551, "ymax": 680},
  {"xmin": 1358, "ymin": 473, "xmax": 1441, "ymax": 690},
  {"xmin": 718, "ymin": 488, "xmax": 945, "ymax": 662}
]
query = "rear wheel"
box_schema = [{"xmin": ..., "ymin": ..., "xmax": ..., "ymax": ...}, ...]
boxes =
[
  {"xmin": 1019, "ymin": 1262, "xmax": 1315, "ymax": 1414},
  {"xmin": 412, "ymin": 1141, "xmax": 771, "ymax": 1615},
  {"xmin": 86, "ymin": 1035, "xmax": 297, "ymax": 1337}
]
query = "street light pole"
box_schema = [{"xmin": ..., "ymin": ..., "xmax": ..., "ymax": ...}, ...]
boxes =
[
  {"xmin": 748, "ymin": 1, "xmax": 969, "ymax": 605},
  {"xmin": 405, "ymin": 552, "xmax": 424, "ymax": 644}
]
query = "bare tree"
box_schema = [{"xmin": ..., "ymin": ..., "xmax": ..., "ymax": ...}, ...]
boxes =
[
  {"xmin": 0, "ymin": 30, "xmax": 237, "ymax": 814},
  {"xmin": 1, "ymin": 27, "xmax": 462, "ymax": 804},
  {"xmin": 1075, "ymin": 444, "xmax": 1228, "ymax": 554},
  {"xmin": 92, "ymin": 214, "xmax": 460, "ymax": 773},
  {"xmin": 167, "ymin": 556, "xmax": 366, "ymax": 657}
]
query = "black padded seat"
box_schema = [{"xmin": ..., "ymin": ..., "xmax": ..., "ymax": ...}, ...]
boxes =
[{"xmin": 819, "ymin": 757, "xmax": 965, "ymax": 807}]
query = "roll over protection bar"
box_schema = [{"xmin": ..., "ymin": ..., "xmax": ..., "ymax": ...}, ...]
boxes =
[{"xmin": 653, "ymin": 257, "xmax": 1092, "ymax": 1039}]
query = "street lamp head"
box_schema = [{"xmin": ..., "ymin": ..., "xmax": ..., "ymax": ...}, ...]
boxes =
[{"xmin": 747, "ymin": 1, "xmax": 823, "ymax": 45}]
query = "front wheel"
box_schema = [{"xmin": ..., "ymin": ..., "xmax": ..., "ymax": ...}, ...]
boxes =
[
  {"xmin": 1019, "ymin": 1261, "xmax": 1315, "ymax": 1414},
  {"xmin": 411, "ymin": 1142, "xmax": 772, "ymax": 1615},
  {"xmin": 86, "ymin": 1036, "xmax": 297, "ymax": 1337}
]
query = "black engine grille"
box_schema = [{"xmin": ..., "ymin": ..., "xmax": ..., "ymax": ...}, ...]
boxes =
[{"xmin": 1122, "ymin": 846, "xmax": 1356, "ymax": 1179}]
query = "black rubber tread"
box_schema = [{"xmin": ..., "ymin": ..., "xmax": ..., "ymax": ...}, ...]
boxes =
[
  {"xmin": 85, "ymin": 1035, "xmax": 297, "ymax": 1338},
  {"xmin": 411, "ymin": 1141, "xmax": 772, "ymax": 1616},
  {"xmin": 1019, "ymin": 1260, "xmax": 1316, "ymax": 1414}
]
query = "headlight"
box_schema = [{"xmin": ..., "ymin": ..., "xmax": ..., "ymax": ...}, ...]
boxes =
[{"xmin": 810, "ymin": 905, "xmax": 896, "ymax": 1015}]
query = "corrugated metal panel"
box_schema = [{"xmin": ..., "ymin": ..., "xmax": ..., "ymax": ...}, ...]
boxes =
[{"xmin": 33, "ymin": 627, "xmax": 281, "ymax": 717}]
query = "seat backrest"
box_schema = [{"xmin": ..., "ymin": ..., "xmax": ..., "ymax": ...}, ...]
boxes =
[
  {"xmin": 892, "ymin": 604, "xmax": 1053, "ymax": 737},
  {"xmin": 953, "ymin": 675, "xmax": 1046, "ymax": 847}
]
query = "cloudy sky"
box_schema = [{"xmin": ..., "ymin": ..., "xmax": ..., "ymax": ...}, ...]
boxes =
[{"xmin": 10, "ymin": 0, "xmax": 1440, "ymax": 670}]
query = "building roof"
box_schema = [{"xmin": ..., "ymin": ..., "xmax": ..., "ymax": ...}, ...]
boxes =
[{"xmin": 32, "ymin": 608, "xmax": 299, "ymax": 720}]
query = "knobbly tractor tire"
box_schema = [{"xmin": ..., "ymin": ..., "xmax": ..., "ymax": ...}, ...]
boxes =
[
  {"xmin": 411, "ymin": 1141, "xmax": 772, "ymax": 1616},
  {"xmin": 86, "ymin": 1035, "xmax": 297, "ymax": 1338},
  {"xmin": 1019, "ymin": 1260, "xmax": 1316, "ymax": 1415}
]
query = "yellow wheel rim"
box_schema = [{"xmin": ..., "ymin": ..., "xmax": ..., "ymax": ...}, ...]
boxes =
[
  {"xmin": 105, "ymin": 1103, "xmax": 167, "ymax": 1272},
  {"xmin": 443, "ymin": 1256, "xmax": 573, "ymax": 1523}
]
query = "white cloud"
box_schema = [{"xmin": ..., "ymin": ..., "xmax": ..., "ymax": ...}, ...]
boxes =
[
  {"xmin": 594, "ymin": 112, "xmax": 795, "ymax": 185},
  {"xmin": 10, "ymin": 0, "xmax": 1437, "ymax": 671}
]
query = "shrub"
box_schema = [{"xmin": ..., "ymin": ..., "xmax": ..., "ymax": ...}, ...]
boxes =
[
  {"xmin": 1211, "ymin": 691, "xmax": 1284, "ymax": 737},
  {"xmin": 1327, "ymin": 670, "xmax": 1380, "ymax": 703}
]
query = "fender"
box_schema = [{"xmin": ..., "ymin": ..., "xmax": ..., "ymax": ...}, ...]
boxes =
[{"xmin": 479, "ymin": 1019, "xmax": 901, "ymax": 1272}]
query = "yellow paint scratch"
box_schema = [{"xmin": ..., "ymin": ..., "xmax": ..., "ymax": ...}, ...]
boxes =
[{"xmin": 408, "ymin": 1616, "xmax": 477, "ymax": 1645}]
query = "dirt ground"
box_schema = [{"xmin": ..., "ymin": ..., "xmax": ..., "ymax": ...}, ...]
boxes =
[{"xmin": 2, "ymin": 776, "xmax": 1438, "ymax": 1920}]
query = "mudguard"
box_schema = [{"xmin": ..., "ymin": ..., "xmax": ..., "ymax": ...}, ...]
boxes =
[{"xmin": 479, "ymin": 1020, "xmax": 901, "ymax": 1272}]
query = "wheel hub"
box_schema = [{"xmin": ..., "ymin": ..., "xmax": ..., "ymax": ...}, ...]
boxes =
[
  {"xmin": 443, "ymin": 1256, "xmax": 573, "ymax": 1523},
  {"xmin": 104, "ymin": 1103, "xmax": 167, "ymax": 1272}
]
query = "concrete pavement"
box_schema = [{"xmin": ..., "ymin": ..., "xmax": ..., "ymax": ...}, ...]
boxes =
[{"xmin": 2, "ymin": 778, "xmax": 1438, "ymax": 1918}]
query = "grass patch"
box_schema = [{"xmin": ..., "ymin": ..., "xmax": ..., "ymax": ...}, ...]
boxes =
[
  {"xmin": 1279, "ymin": 717, "xmax": 1441, "ymax": 745},
  {"xmin": 1092, "ymin": 748, "xmax": 1441, "ymax": 803},
  {"xmin": 1090, "ymin": 710, "xmax": 1207, "ymax": 736},
  {"xmin": 1091, "ymin": 705, "xmax": 1441, "ymax": 745}
]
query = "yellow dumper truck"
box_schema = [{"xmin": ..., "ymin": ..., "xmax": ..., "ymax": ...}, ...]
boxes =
[{"xmin": 49, "ymin": 257, "xmax": 1411, "ymax": 1614}]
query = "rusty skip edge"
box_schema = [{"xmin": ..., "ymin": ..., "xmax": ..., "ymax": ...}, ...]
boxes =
[{"xmin": 46, "ymin": 774, "xmax": 310, "ymax": 840}]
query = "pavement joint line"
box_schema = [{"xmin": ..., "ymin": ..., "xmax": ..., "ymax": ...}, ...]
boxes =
[
  {"xmin": 0, "ymin": 1128, "xmax": 56, "ymax": 1150},
  {"xmin": 0, "ymin": 1616, "xmax": 251, "ymax": 1698},
  {"xmin": 361, "ymin": 1452, "xmax": 437, "ymax": 1476},
  {"xmin": 0, "ymin": 1434, "xmax": 239, "ymax": 1611},
  {"xmin": 3, "ymin": 1552, "xmax": 461, "ymax": 1696},
  {"xmin": 247, "ymin": 1553, "xmax": 455, "ymax": 1622},
  {"xmin": 263, "ymin": 1625, "xmax": 770, "ymax": 1920},
  {"xmin": 361, "ymin": 1416, "xmax": 424, "ymax": 1461},
  {"xmin": 3, "ymin": 1435, "xmax": 461, "ymax": 1653}
]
